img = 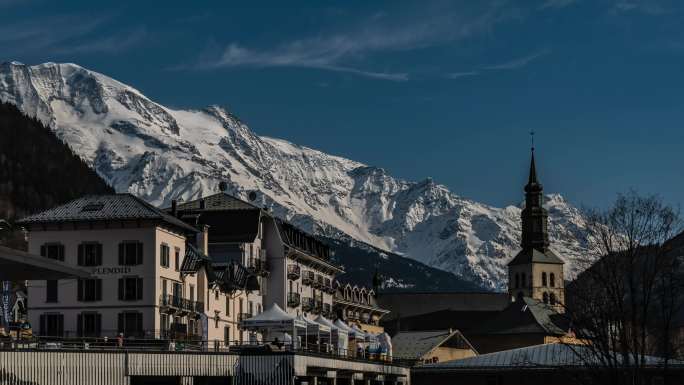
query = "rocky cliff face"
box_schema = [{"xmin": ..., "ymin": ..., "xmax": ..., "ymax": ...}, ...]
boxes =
[{"xmin": 0, "ymin": 61, "xmax": 591, "ymax": 290}]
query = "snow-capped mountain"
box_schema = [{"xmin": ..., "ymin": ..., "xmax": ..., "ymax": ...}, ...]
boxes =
[{"xmin": 0, "ymin": 62, "xmax": 591, "ymax": 290}]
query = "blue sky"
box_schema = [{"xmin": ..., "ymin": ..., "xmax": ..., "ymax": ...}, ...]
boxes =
[{"xmin": 2, "ymin": 0, "xmax": 683, "ymax": 209}]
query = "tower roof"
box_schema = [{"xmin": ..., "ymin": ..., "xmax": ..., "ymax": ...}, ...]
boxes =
[
  {"xmin": 525, "ymin": 149, "xmax": 542, "ymax": 193},
  {"xmin": 508, "ymin": 247, "xmax": 564, "ymax": 266}
]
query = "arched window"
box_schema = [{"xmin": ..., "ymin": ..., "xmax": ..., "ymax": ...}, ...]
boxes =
[
  {"xmin": 521, "ymin": 273, "xmax": 526, "ymax": 288},
  {"xmin": 549, "ymin": 293, "xmax": 557, "ymax": 305},
  {"xmin": 550, "ymin": 273, "xmax": 556, "ymax": 288},
  {"xmin": 515, "ymin": 273, "xmax": 520, "ymax": 288},
  {"xmin": 542, "ymin": 272, "xmax": 547, "ymax": 287},
  {"xmin": 542, "ymin": 292, "xmax": 549, "ymax": 304}
]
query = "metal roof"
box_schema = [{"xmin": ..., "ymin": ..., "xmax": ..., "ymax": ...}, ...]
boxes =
[
  {"xmin": 0, "ymin": 245, "xmax": 91, "ymax": 280},
  {"xmin": 414, "ymin": 343, "xmax": 681, "ymax": 371},
  {"xmin": 471, "ymin": 297, "xmax": 567, "ymax": 336},
  {"xmin": 17, "ymin": 194, "xmax": 198, "ymax": 233},
  {"xmin": 393, "ymin": 330, "xmax": 473, "ymax": 359},
  {"xmin": 175, "ymin": 192, "xmax": 259, "ymax": 211}
]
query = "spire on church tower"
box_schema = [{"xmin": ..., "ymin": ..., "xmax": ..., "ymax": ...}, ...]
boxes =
[{"xmin": 520, "ymin": 147, "xmax": 549, "ymax": 252}]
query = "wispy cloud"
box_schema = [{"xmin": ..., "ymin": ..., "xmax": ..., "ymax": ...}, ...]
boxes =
[
  {"xmin": 484, "ymin": 49, "xmax": 551, "ymax": 70},
  {"xmin": 446, "ymin": 71, "xmax": 479, "ymax": 79},
  {"xmin": 612, "ymin": 0, "xmax": 670, "ymax": 15},
  {"xmin": 0, "ymin": 14, "xmax": 146, "ymax": 58},
  {"xmin": 183, "ymin": 2, "xmax": 517, "ymax": 81}
]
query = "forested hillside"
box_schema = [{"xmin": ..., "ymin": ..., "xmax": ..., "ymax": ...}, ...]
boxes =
[{"xmin": 0, "ymin": 102, "xmax": 113, "ymax": 226}]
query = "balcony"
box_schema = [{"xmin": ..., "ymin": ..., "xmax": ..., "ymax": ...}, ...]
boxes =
[
  {"xmin": 313, "ymin": 300, "xmax": 323, "ymax": 314},
  {"xmin": 287, "ymin": 264, "xmax": 301, "ymax": 280},
  {"xmin": 301, "ymin": 270, "xmax": 314, "ymax": 286},
  {"xmin": 159, "ymin": 294, "xmax": 204, "ymax": 315},
  {"xmin": 247, "ymin": 256, "xmax": 269, "ymax": 277},
  {"xmin": 301, "ymin": 297, "xmax": 314, "ymax": 312},
  {"xmin": 312, "ymin": 274, "xmax": 324, "ymax": 288},
  {"xmin": 238, "ymin": 312, "xmax": 252, "ymax": 323},
  {"xmin": 287, "ymin": 292, "xmax": 301, "ymax": 308},
  {"xmin": 323, "ymin": 278, "xmax": 335, "ymax": 294}
]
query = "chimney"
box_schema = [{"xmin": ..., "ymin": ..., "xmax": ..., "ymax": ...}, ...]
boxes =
[
  {"xmin": 171, "ymin": 200, "xmax": 178, "ymax": 217},
  {"xmin": 196, "ymin": 224, "xmax": 210, "ymax": 255},
  {"xmin": 199, "ymin": 199, "xmax": 206, "ymax": 210}
]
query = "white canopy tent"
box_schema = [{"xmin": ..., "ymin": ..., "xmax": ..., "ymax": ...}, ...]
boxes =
[
  {"xmin": 240, "ymin": 304, "xmax": 306, "ymax": 347},
  {"xmin": 315, "ymin": 315, "xmax": 349, "ymax": 355}
]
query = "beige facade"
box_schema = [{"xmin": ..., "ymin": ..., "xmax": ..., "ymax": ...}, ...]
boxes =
[{"xmin": 508, "ymin": 262, "xmax": 565, "ymax": 311}]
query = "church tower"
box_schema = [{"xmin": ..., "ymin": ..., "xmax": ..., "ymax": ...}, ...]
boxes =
[{"xmin": 508, "ymin": 148, "xmax": 565, "ymax": 311}]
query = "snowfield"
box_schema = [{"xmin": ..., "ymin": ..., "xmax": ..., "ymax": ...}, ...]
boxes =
[{"xmin": 0, "ymin": 61, "xmax": 591, "ymax": 290}]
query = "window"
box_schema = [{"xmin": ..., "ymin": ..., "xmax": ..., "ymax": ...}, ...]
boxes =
[
  {"xmin": 77, "ymin": 279, "xmax": 102, "ymax": 302},
  {"xmin": 224, "ymin": 326, "xmax": 230, "ymax": 346},
  {"xmin": 119, "ymin": 241, "xmax": 143, "ymax": 265},
  {"xmin": 550, "ymin": 273, "xmax": 556, "ymax": 288},
  {"xmin": 248, "ymin": 301, "xmax": 254, "ymax": 316},
  {"xmin": 160, "ymin": 244, "xmax": 170, "ymax": 268},
  {"xmin": 39, "ymin": 313, "xmax": 64, "ymax": 337},
  {"xmin": 174, "ymin": 248, "xmax": 180, "ymax": 272},
  {"xmin": 543, "ymin": 292, "xmax": 549, "ymax": 304},
  {"xmin": 118, "ymin": 312, "xmax": 143, "ymax": 338},
  {"xmin": 46, "ymin": 280, "xmax": 58, "ymax": 303},
  {"xmin": 78, "ymin": 243, "xmax": 102, "ymax": 266},
  {"xmin": 239, "ymin": 298, "xmax": 244, "ymax": 314},
  {"xmin": 173, "ymin": 282, "xmax": 182, "ymax": 299},
  {"xmin": 226, "ymin": 297, "xmax": 230, "ymax": 316},
  {"xmin": 189, "ymin": 284, "xmax": 195, "ymax": 301},
  {"xmin": 550, "ymin": 293, "xmax": 557, "ymax": 305},
  {"xmin": 542, "ymin": 272, "xmax": 547, "ymax": 287},
  {"xmin": 214, "ymin": 314, "xmax": 219, "ymax": 329},
  {"xmin": 162, "ymin": 279, "xmax": 168, "ymax": 298},
  {"xmin": 257, "ymin": 304, "xmax": 262, "ymax": 314},
  {"xmin": 215, "ymin": 290, "xmax": 219, "ymax": 301},
  {"xmin": 77, "ymin": 312, "xmax": 102, "ymax": 337},
  {"xmin": 161, "ymin": 314, "xmax": 169, "ymax": 333},
  {"xmin": 118, "ymin": 277, "xmax": 143, "ymax": 301},
  {"xmin": 40, "ymin": 243, "xmax": 64, "ymax": 261}
]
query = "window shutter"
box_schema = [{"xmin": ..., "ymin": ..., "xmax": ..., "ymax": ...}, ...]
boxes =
[
  {"xmin": 58, "ymin": 315, "xmax": 64, "ymax": 337},
  {"xmin": 96, "ymin": 279, "xmax": 102, "ymax": 301},
  {"xmin": 136, "ymin": 242, "xmax": 143, "ymax": 265},
  {"xmin": 96, "ymin": 244, "xmax": 103, "ymax": 266},
  {"xmin": 39, "ymin": 314, "xmax": 46, "ymax": 336},
  {"xmin": 58, "ymin": 245, "xmax": 64, "ymax": 261},
  {"xmin": 77, "ymin": 314, "xmax": 83, "ymax": 337},
  {"xmin": 96, "ymin": 314, "xmax": 102, "ymax": 336},
  {"xmin": 118, "ymin": 279, "xmax": 124, "ymax": 300},
  {"xmin": 77, "ymin": 244, "xmax": 84, "ymax": 266},
  {"xmin": 117, "ymin": 313, "xmax": 124, "ymax": 334},
  {"xmin": 136, "ymin": 278, "xmax": 143, "ymax": 301},
  {"xmin": 77, "ymin": 279, "xmax": 83, "ymax": 301},
  {"xmin": 40, "ymin": 245, "xmax": 46, "ymax": 257},
  {"xmin": 118, "ymin": 243, "xmax": 124, "ymax": 265}
]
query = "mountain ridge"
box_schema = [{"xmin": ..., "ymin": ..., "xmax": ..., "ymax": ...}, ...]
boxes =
[{"xmin": 0, "ymin": 61, "xmax": 592, "ymax": 290}]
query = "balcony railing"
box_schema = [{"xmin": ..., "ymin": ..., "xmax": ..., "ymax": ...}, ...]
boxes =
[
  {"xmin": 301, "ymin": 297, "xmax": 314, "ymax": 312},
  {"xmin": 159, "ymin": 294, "xmax": 204, "ymax": 314},
  {"xmin": 287, "ymin": 292, "xmax": 300, "ymax": 308},
  {"xmin": 287, "ymin": 264, "xmax": 301, "ymax": 280},
  {"xmin": 247, "ymin": 256, "xmax": 269, "ymax": 277},
  {"xmin": 301, "ymin": 270, "xmax": 314, "ymax": 285},
  {"xmin": 313, "ymin": 300, "xmax": 323, "ymax": 314},
  {"xmin": 312, "ymin": 274, "xmax": 324, "ymax": 288}
]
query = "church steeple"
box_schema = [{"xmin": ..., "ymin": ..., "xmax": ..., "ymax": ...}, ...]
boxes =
[{"xmin": 520, "ymin": 148, "xmax": 550, "ymax": 252}]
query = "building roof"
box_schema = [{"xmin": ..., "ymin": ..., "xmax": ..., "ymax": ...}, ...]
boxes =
[
  {"xmin": 414, "ymin": 343, "xmax": 681, "ymax": 371},
  {"xmin": 0, "ymin": 245, "xmax": 92, "ymax": 280},
  {"xmin": 175, "ymin": 192, "xmax": 259, "ymax": 211},
  {"xmin": 17, "ymin": 194, "xmax": 198, "ymax": 233},
  {"xmin": 392, "ymin": 330, "xmax": 475, "ymax": 360},
  {"xmin": 275, "ymin": 219, "xmax": 332, "ymax": 261},
  {"xmin": 184, "ymin": 210, "xmax": 262, "ymax": 243},
  {"xmin": 382, "ymin": 309, "xmax": 503, "ymax": 336},
  {"xmin": 378, "ymin": 292, "xmax": 510, "ymax": 322},
  {"xmin": 180, "ymin": 243, "xmax": 213, "ymax": 275},
  {"xmin": 508, "ymin": 247, "xmax": 565, "ymax": 266},
  {"xmin": 471, "ymin": 297, "xmax": 568, "ymax": 336}
]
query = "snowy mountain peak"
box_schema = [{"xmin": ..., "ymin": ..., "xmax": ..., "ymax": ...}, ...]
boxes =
[{"xmin": 0, "ymin": 62, "xmax": 592, "ymax": 290}]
